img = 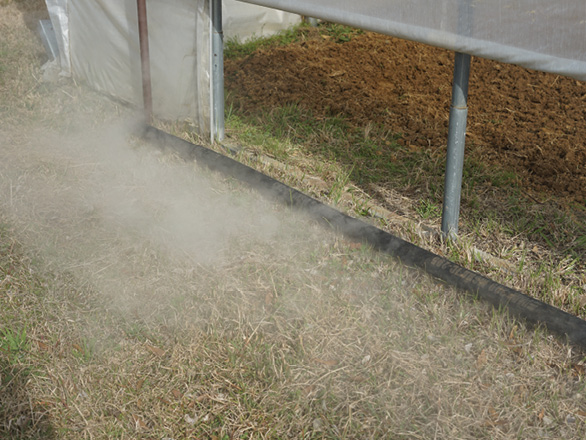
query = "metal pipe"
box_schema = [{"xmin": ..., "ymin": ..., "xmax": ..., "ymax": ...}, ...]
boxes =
[
  {"xmin": 212, "ymin": 0, "xmax": 225, "ymax": 142},
  {"xmin": 137, "ymin": 0, "xmax": 153, "ymax": 123},
  {"xmin": 441, "ymin": 52, "xmax": 471, "ymax": 239}
]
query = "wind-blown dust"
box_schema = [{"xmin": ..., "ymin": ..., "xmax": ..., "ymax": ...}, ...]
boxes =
[
  {"xmin": 0, "ymin": 119, "xmax": 300, "ymax": 318},
  {"xmin": 1, "ymin": 119, "xmax": 584, "ymax": 438},
  {"xmin": 2, "ymin": 3, "xmax": 585, "ymax": 436}
]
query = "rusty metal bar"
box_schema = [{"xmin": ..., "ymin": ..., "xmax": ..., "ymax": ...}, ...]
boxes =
[{"xmin": 137, "ymin": 0, "xmax": 153, "ymax": 122}]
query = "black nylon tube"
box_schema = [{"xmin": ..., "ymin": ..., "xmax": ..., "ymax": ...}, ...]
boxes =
[{"xmin": 142, "ymin": 126, "xmax": 586, "ymax": 349}]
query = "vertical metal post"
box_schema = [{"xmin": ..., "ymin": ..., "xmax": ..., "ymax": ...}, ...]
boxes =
[
  {"xmin": 137, "ymin": 0, "xmax": 153, "ymax": 123},
  {"xmin": 441, "ymin": 52, "xmax": 471, "ymax": 239},
  {"xmin": 211, "ymin": 0, "xmax": 225, "ymax": 142}
]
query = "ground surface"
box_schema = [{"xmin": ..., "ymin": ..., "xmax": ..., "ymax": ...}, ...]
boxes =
[
  {"xmin": 226, "ymin": 30, "xmax": 586, "ymax": 204},
  {"xmin": 3, "ymin": 4, "xmax": 586, "ymax": 438}
]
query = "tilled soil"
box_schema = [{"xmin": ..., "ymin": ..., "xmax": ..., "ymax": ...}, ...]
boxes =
[{"xmin": 225, "ymin": 31, "xmax": 586, "ymax": 204}]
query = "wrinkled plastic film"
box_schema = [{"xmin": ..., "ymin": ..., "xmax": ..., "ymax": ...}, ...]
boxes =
[
  {"xmin": 45, "ymin": 0, "xmax": 71, "ymax": 75},
  {"xmin": 238, "ymin": 0, "xmax": 586, "ymax": 82},
  {"xmin": 44, "ymin": 0, "xmax": 298, "ymax": 139},
  {"xmin": 68, "ymin": 0, "xmax": 143, "ymax": 112},
  {"xmin": 49, "ymin": 0, "xmax": 211, "ymax": 138},
  {"xmin": 134, "ymin": 0, "xmax": 211, "ymax": 137},
  {"xmin": 222, "ymin": 0, "xmax": 301, "ymax": 42}
]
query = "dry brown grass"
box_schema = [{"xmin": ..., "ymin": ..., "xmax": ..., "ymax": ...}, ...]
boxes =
[
  {"xmin": 3, "ymin": 196, "xmax": 586, "ymax": 438},
  {"xmin": 2, "ymin": 2, "xmax": 586, "ymax": 439},
  {"xmin": 3, "ymin": 195, "xmax": 586, "ymax": 439}
]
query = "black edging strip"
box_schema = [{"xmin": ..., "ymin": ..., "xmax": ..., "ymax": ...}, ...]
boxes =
[{"xmin": 142, "ymin": 126, "xmax": 586, "ymax": 349}]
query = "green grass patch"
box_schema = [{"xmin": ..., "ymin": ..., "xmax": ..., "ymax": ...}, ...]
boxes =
[
  {"xmin": 226, "ymin": 44, "xmax": 585, "ymax": 261},
  {"xmin": 0, "ymin": 326, "xmax": 30, "ymax": 358},
  {"xmin": 318, "ymin": 22, "xmax": 365, "ymax": 43},
  {"xmin": 226, "ymin": 94, "xmax": 586, "ymax": 261},
  {"xmin": 224, "ymin": 21, "xmax": 364, "ymax": 60},
  {"xmin": 222, "ymin": 21, "xmax": 586, "ymax": 319},
  {"xmin": 224, "ymin": 23, "xmax": 311, "ymax": 59}
]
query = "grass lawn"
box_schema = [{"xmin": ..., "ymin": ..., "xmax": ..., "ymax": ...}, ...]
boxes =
[{"xmin": 1, "ymin": 2, "xmax": 586, "ymax": 438}]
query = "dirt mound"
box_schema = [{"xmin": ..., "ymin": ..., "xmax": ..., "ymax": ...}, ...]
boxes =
[{"xmin": 226, "ymin": 31, "xmax": 586, "ymax": 203}]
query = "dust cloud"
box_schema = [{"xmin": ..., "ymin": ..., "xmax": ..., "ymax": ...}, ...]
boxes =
[{"xmin": 0, "ymin": 118, "xmax": 310, "ymax": 318}]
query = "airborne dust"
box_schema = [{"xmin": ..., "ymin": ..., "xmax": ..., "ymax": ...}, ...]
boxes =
[
  {"xmin": 0, "ymin": 118, "xmax": 315, "ymax": 319},
  {"xmin": 1, "ymin": 3, "xmax": 585, "ymax": 435}
]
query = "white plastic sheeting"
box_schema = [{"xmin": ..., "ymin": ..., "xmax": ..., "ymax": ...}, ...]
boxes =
[
  {"xmin": 223, "ymin": 0, "xmax": 300, "ymax": 42},
  {"xmin": 44, "ymin": 0, "xmax": 301, "ymax": 139},
  {"xmin": 44, "ymin": 0, "xmax": 70, "ymax": 76},
  {"xmin": 75, "ymin": 0, "xmax": 211, "ymax": 132},
  {"xmin": 238, "ymin": 0, "xmax": 586, "ymax": 82},
  {"xmin": 44, "ymin": 0, "xmax": 212, "ymax": 137}
]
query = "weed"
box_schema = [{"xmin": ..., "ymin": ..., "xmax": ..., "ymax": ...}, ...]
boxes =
[
  {"xmin": 225, "ymin": 106, "xmax": 294, "ymax": 159},
  {"xmin": 328, "ymin": 166, "xmax": 352, "ymax": 204},
  {"xmin": 415, "ymin": 199, "xmax": 441, "ymax": 220},
  {"xmin": 224, "ymin": 23, "xmax": 310, "ymax": 59},
  {"xmin": 0, "ymin": 326, "xmax": 30, "ymax": 363},
  {"xmin": 319, "ymin": 22, "xmax": 364, "ymax": 43},
  {"xmin": 72, "ymin": 337, "xmax": 97, "ymax": 363}
]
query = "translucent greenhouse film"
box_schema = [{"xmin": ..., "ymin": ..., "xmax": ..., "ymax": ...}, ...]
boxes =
[
  {"xmin": 45, "ymin": 0, "xmax": 212, "ymax": 137},
  {"xmin": 239, "ymin": 0, "xmax": 586, "ymax": 82},
  {"xmin": 223, "ymin": 0, "xmax": 300, "ymax": 42},
  {"xmin": 44, "ymin": 0, "xmax": 300, "ymax": 140}
]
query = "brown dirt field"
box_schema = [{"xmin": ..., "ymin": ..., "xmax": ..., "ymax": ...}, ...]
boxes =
[{"xmin": 225, "ymin": 30, "xmax": 586, "ymax": 204}]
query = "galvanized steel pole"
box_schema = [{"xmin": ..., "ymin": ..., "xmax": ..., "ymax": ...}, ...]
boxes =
[
  {"xmin": 212, "ymin": 0, "xmax": 225, "ymax": 142},
  {"xmin": 441, "ymin": 52, "xmax": 471, "ymax": 239}
]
